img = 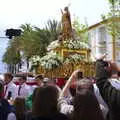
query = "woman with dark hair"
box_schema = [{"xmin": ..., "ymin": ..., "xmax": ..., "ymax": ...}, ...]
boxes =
[
  {"xmin": 7, "ymin": 97, "xmax": 26, "ymax": 120},
  {"xmin": 31, "ymin": 85, "xmax": 69, "ymax": 120},
  {"xmin": 14, "ymin": 97, "xmax": 26, "ymax": 120},
  {"xmin": 72, "ymin": 90, "xmax": 105, "ymax": 120}
]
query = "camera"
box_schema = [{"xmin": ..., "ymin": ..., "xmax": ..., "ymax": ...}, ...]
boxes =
[{"xmin": 103, "ymin": 61, "xmax": 109, "ymax": 67}]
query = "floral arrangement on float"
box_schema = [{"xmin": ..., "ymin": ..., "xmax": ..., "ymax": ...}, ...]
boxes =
[
  {"xmin": 47, "ymin": 40, "xmax": 60, "ymax": 51},
  {"xmin": 30, "ymin": 39, "xmax": 90, "ymax": 70},
  {"xmin": 63, "ymin": 40, "xmax": 89, "ymax": 50},
  {"xmin": 39, "ymin": 51, "xmax": 63, "ymax": 70},
  {"xmin": 47, "ymin": 39, "xmax": 89, "ymax": 51},
  {"xmin": 64, "ymin": 54, "xmax": 85, "ymax": 64}
]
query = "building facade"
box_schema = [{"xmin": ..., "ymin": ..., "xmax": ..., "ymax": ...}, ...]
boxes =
[{"xmin": 88, "ymin": 19, "xmax": 120, "ymax": 65}]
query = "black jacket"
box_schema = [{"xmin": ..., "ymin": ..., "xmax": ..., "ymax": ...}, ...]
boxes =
[
  {"xmin": 96, "ymin": 60, "xmax": 120, "ymax": 120},
  {"xmin": 0, "ymin": 99, "xmax": 12, "ymax": 120}
]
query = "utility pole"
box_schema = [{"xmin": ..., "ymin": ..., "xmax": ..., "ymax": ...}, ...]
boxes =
[{"xmin": 112, "ymin": 34, "xmax": 116, "ymax": 61}]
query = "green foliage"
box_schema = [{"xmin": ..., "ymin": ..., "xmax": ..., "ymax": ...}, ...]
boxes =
[
  {"xmin": 102, "ymin": 0, "xmax": 120, "ymax": 37},
  {"xmin": 3, "ymin": 46, "xmax": 21, "ymax": 64},
  {"xmin": 72, "ymin": 17, "xmax": 87, "ymax": 33},
  {"xmin": 3, "ymin": 19, "xmax": 61, "ymax": 65},
  {"xmin": 45, "ymin": 19, "xmax": 61, "ymax": 42},
  {"xmin": 72, "ymin": 17, "xmax": 89, "ymax": 44}
]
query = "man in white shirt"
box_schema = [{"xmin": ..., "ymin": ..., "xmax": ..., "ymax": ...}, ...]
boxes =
[
  {"xmin": 4, "ymin": 73, "xmax": 18, "ymax": 100},
  {"xmin": 18, "ymin": 76, "xmax": 31, "ymax": 98}
]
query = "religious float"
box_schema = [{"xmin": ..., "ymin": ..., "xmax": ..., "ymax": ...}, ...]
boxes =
[{"xmin": 31, "ymin": 7, "xmax": 95, "ymax": 78}]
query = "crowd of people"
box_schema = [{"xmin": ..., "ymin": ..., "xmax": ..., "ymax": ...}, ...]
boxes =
[{"xmin": 0, "ymin": 54, "xmax": 120, "ymax": 120}]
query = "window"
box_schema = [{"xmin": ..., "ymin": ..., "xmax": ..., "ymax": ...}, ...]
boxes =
[{"xmin": 98, "ymin": 26, "xmax": 107, "ymax": 44}]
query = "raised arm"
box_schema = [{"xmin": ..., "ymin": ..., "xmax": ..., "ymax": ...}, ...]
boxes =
[
  {"xmin": 96, "ymin": 59, "xmax": 120, "ymax": 109},
  {"xmin": 59, "ymin": 70, "xmax": 80, "ymax": 98},
  {"xmin": 61, "ymin": 9, "xmax": 63, "ymax": 15}
]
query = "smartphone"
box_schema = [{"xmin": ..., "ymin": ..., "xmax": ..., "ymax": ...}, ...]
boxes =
[
  {"xmin": 77, "ymin": 72, "xmax": 83, "ymax": 79},
  {"xmin": 118, "ymin": 72, "xmax": 120, "ymax": 77}
]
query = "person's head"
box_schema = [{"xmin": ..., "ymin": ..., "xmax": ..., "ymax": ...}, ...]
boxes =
[
  {"xmin": 43, "ymin": 78, "xmax": 54, "ymax": 86},
  {"xmin": 19, "ymin": 76, "xmax": 27, "ymax": 85},
  {"xmin": 32, "ymin": 85, "xmax": 59, "ymax": 117},
  {"xmin": 35, "ymin": 74, "xmax": 44, "ymax": 85},
  {"xmin": 111, "ymin": 73, "xmax": 119, "ymax": 79},
  {"xmin": 73, "ymin": 90, "xmax": 104, "ymax": 120},
  {"xmin": 64, "ymin": 6, "xmax": 68, "ymax": 12},
  {"xmin": 111, "ymin": 70, "xmax": 120, "ymax": 79},
  {"xmin": 4, "ymin": 73, "xmax": 13, "ymax": 84},
  {"xmin": 14, "ymin": 97, "xmax": 26, "ymax": 120},
  {"xmin": 69, "ymin": 78, "xmax": 93, "ymax": 97}
]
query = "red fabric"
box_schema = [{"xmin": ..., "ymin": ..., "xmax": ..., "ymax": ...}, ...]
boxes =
[
  {"xmin": 4, "ymin": 86, "xmax": 8, "ymax": 96},
  {"xmin": 56, "ymin": 78, "xmax": 65, "ymax": 87},
  {"xmin": 0, "ymin": 92, "xmax": 4, "ymax": 98},
  {"xmin": 26, "ymin": 82, "xmax": 38, "ymax": 85},
  {"xmin": 14, "ymin": 82, "xmax": 38, "ymax": 86}
]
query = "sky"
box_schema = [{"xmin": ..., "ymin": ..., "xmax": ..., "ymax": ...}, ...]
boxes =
[{"xmin": 0, "ymin": 0, "xmax": 110, "ymax": 32}]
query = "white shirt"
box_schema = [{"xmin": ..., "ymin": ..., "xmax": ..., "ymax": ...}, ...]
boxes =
[
  {"xmin": 58, "ymin": 97, "xmax": 73, "ymax": 114},
  {"xmin": 17, "ymin": 83, "xmax": 31, "ymax": 98},
  {"xmin": 109, "ymin": 78, "xmax": 120, "ymax": 90},
  {"xmin": 4, "ymin": 81, "xmax": 18, "ymax": 100},
  {"xmin": 59, "ymin": 85, "xmax": 109, "ymax": 118},
  {"xmin": 7, "ymin": 112, "xmax": 16, "ymax": 120}
]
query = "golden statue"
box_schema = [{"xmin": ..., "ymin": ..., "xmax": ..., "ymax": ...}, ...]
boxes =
[{"xmin": 61, "ymin": 6, "xmax": 72, "ymax": 40}]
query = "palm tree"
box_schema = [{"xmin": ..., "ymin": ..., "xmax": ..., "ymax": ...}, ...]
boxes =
[
  {"xmin": 45, "ymin": 19, "xmax": 61, "ymax": 42},
  {"xmin": 3, "ymin": 19, "xmax": 61, "ymax": 72}
]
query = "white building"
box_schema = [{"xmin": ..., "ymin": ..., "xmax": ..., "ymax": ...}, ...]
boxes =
[{"xmin": 88, "ymin": 18, "xmax": 120, "ymax": 64}]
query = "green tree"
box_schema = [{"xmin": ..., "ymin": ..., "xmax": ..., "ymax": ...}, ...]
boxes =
[
  {"xmin": 72, "ymin": 17, "xmax": 89, "ymax": 44},
  {"xmin": 3, "ymin": 19, "xmax": 61, "ymax": 72},
  {"xmin": 101, "ymin": 0, "xmax": 120, "ymax": 60},
  {"xmin": 45, "ymin": 19, "xmax": 61, "ymax": 42},
  {"xmin": 3, "ymin": 45, "xmax": 21, "ymax": 73}
]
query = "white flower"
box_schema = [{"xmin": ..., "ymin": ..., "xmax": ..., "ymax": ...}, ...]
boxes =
[{"xmin": 47, "ymin": 40, "xmax": 60, "ymax": 51}]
